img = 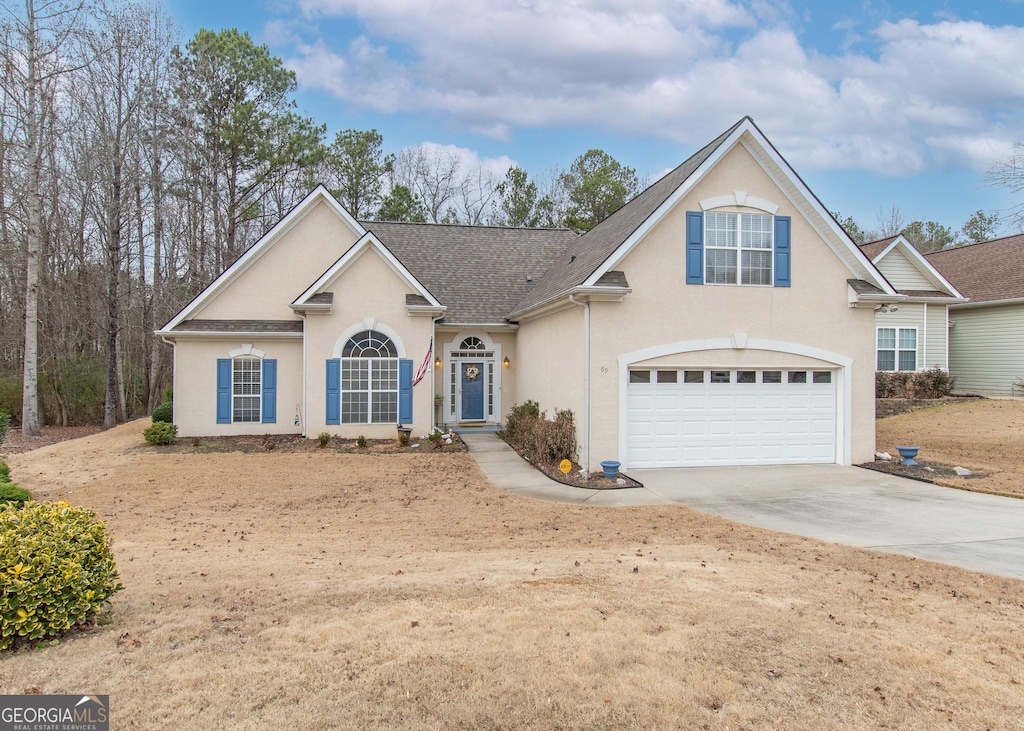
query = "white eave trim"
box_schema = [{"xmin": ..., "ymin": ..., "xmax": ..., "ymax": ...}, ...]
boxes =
[
  {"xmin": 154, "ymin": 329, "xmax": 304, "ymax": 340},
  {"xmin": 950, "ymin": 297, "xmax": 1024, "ymax": 310},
  {"xmin": 580, "ymin": 118, "xmax": 894, "ymax": 296},
  {"xmin": 508, "ymin": 285, "xmax": 630, "ymax": 321},
  {"xmin": 407, "ymin": 305, "xmax": 448, "ymax": 317},
  {"xmin": 292, "ymin": 230, "xmax": 443, "ymax": 309},
  {"xmin": 871, "ymin": 236, "xmax": 966, "ymax": 299},
  {"xmin": 162, "ymin": 185, "xmax": 365, "ymax": 332},
  {"xmin": 436, "ymin": 322, "xmax": 519, "ymax": 331}
]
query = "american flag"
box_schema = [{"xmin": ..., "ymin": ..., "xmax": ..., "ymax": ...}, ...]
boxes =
[{"xmin": 412, "ymin": 337, "xmax": 432, "ymax": 386}]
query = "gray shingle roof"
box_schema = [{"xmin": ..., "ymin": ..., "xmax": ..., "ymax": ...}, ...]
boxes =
[
  {"xmin": 306, "ymin": 292, "xmax": 333, "ymax": 305},
  {"xmin": 507, "ymin": 119, "xmax": 745, "ymax": 318},
  {"xmin": 593, "ymin": 270, "xmax": 629, "ymax": 288},
  {"xmin": 361, "ymin": 221, "xmax": 577, "ymax": 324},
  {"xmin": 173, "ymin": 319, "xmax": 303, "ymax": 333},
  {"xmin": 927, "ymin": 233, "xmax": 1024, "ymax": 303},
  {"xmin": 858, "ymin": 237, "xmax": 897, "ymax": 260},
  {"xmin": 847, "ymin": 279, "xmax": 886, "ymax": 296}
]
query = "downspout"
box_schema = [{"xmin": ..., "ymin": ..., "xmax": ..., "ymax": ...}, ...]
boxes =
[
  {"xmin": 568, "ymin": 294, "xmax": 590, "ymax": 474},
  {"xmin": 297, "ymin": 312, "xmax": 307, "ymax": 437},
  {"xmin": 430, "ymin": 313, "xmax": 444, "ymax": 430},
  {"xmin": 922, "ymin": 304, "xmax": 927, "ymax": 369}
]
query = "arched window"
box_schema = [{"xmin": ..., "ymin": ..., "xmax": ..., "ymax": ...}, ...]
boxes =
[
  {"xmin": 341, "ymin": 330, "xmax": 398, "ymax": 423},
  {"xmin": 459, "ymin": 336, "xmax": 485, "ymax": 350}
]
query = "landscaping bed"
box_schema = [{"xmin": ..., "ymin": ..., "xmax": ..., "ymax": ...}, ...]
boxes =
[{"xmin": 129, "ymin": 430, "xmax": 467, "ymax": 455}]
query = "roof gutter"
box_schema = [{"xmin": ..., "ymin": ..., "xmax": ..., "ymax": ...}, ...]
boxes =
[
  {"xmin": 568, "ymin": 294, "xmax": 591, "ymax": 475},
  {"xmin": 949, "ymin": 297, "xmax": 1024, "ymax": 310}
]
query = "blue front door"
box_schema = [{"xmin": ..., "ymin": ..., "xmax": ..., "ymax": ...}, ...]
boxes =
[{"xmin": 461, "ymin": 362, "xmax": 485, "ymax": 420}]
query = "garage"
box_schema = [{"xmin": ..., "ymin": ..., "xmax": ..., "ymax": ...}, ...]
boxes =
[{"xmin": 627, "ymin": 368, "xmax": 836, "ymax": 468}]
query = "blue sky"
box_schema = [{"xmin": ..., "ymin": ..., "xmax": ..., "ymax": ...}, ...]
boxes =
[{"xmin": 165, "ymin": 0, "xmax": 1024, "ymax": 236}]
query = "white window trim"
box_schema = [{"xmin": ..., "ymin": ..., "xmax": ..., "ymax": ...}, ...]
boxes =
[
  {"xmin": 339, "ymin": 329, "xmax": 400, "ymax": 425},
  {"xmin": 704, "ymin": 211, "xmax": 774, "ymax": 286},
  {"xmin": 441, "ymin": 330, "xmax": 503, "ymax": 423},
  {"xmin": 232, "ymin": 355, "xmax": 262, "ymax": 424},
  {"xmin": 876, "ymin": 326, "xmax": 918, "ymax": 372}
]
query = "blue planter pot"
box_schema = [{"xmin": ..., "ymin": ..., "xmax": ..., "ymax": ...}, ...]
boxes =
[
  {"xmin": 600, "ymin": 460, "xmax": 621, "ymax": 479},
  {"xmin": 896, "ymin": 446, "xmax": 920, "ymax": 466}
]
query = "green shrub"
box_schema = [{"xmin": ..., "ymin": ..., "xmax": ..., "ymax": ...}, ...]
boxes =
[
  {"xmin": 316, "ymin": 432, "xmax": 331, "ymax": 448},
  {"xmin": 0, "ymin": 461, "xmax": 9, "ymax": 482},
  {"xmin": 0, "ymin": 483, "xmax": 32, "ymax": 507},
  {"xmin": 150, "ymin": 402, "xmax": 173, "ymax": 424},
  {"xmin": 0, "ymin": 501, "xmax": 123, "ymax": 650},
  {"xmin": 356, "ymin": 435, "xmax": 366, "ymax": 449},
  {"xmin": 0, "ymin": 410, "xmax": 9, "ymax": 449},
  {"xmin": 143, "ymin": 421, "xmax": 177, "ymax": 446}
]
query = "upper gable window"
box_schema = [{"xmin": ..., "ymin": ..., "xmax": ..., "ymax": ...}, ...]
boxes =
[
  {"xmin": 341, "ymin": 330, "xmax": 398, "ymax": 423},
  {"xmin": 705, "ymin": 212, "xmax": 773, "ymax": 285},
  {"xmin": 686, "ymin": 210, "xmax": 790, "ymax": 287}
]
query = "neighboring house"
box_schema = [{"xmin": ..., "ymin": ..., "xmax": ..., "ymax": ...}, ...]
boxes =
[
  {"xmin": 858, "ymin": 235, "xmax": 966, "ymax": 372},
  {"xmin": 927, "ymin": 234, "xmax": 1024, "ymax": 395},
  {"xmin": 158, "ymin": 117, "xmax": 895, "ymax": 470}
]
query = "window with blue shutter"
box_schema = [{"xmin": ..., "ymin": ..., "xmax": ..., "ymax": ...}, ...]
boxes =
[
  {"xmin": 326, "ymin": 359, "xmax": 341, "ymax": 425},
  {"xmin": 398, "ymin": 359, "xmax": 413, "ymax": 423},
  {"xmin": 685, "ymin": 211, "xmax": 704, "ymax": 284},
  {"xmin": 261, "ymin": 359, "xmax": 277, "ymax": 423},
  {"xmin": 773, "ymin": 216, "xmax": 791, "ymax": 287},
  {"xmin": 216, "ymin": 359, "xmax": 231, "ymax": 423}
]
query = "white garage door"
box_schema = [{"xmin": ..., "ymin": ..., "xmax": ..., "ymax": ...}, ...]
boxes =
[{"xmin": 627, "ymin": 368, "xmax": 836, "ymax": 468}]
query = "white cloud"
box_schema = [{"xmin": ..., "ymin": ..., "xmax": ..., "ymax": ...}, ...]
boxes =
[{"xmin": 279, "ymin": 1, "xmax": 1024, "ymax": 176}]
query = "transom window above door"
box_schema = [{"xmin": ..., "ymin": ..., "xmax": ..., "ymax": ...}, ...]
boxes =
[{"xmin": 460, "ymin": 337, "xmax": 486, "ymax": 350}]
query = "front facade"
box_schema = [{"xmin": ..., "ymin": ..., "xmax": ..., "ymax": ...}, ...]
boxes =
[
  {"xmin": 858, "ymin": 236, "xmax": 965, "ymax": 374},
  {"xmin": 928, "ymin": 234, "xmax": 1024, "ymax": 396},
  {"xmin": 159, "ymin": 118, "xmax": 893, "ymax": 470}
]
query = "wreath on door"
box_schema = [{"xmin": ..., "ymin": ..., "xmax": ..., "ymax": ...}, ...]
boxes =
[{"xmin": 465, "ymin": 365, "xmax": 481, "ymax": 381}]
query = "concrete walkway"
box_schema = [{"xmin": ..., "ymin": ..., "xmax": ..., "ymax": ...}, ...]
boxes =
[{"xmin": 460, "ymin": 432, "xmax": 1024, "ymax": 580}]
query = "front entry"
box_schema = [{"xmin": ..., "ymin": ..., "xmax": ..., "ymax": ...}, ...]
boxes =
[{"xmin": 461, "ymin": 362, "xmax": 485, "ymax": 420}]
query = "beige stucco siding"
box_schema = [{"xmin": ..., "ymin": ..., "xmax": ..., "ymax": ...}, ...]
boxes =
[
  {"xmin": 436, "ymin": 329, "xmax": 517, "ymax": 425},
  {"xmin": 949, "ymin": 304, "xmax": 1024, "ymax": 395},
  {"xmin": 514, "ymin": 306, "xmax": 585, "ymax": 456},
  {"xmin": 172, "ymin": 338, "xmax": 303, "ymax": 437},
  {"xmin": 875, "ymin": 249, "xmax": 934, "ymax": 290},
  {"xmin": 304, "ymin": 247, "xmax": 435, "ymax": 438},
  {"xmin": 584, "ymin": 143, "xmax": 876, "ymax": 466},
  {"xmin": 197, "ymin": 201, "xmax": 361, "ymax": 321}
]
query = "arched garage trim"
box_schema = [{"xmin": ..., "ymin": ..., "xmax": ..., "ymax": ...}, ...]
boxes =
[{"xmin": 616, "ymin": 335, "xmax": 853, "ymax": 467}]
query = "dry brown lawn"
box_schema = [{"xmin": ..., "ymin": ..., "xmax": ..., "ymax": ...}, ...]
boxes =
[
  {"xmin": 2, "ymin": 421, "xmax": 1023, "ymax": 729},
  {"xmin": 875, "ymin": 398, "xmax": 1024, "ymax": 498}
]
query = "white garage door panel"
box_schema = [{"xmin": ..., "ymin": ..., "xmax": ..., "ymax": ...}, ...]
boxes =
[{"xmin": 627, "ymin": 369, "xmax": 836, "ymax": 468}]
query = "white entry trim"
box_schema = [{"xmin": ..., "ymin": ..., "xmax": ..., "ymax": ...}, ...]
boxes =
[
  {"xmin": 442, "ymin": 330, "xmax": 503, "ymax": 423},
  {"xmin": 617, "ymin": 337, "xmax": 853, "ymax": 467}
]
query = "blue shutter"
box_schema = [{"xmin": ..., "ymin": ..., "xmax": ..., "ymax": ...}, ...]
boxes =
[
  {"xmin": 774, "ymin": 215, "xmax": 791, "ymax": 288},
  {"xmin": 326, "ymin": 359, "xmax": 340, "ymax": 425},
  {"xmin": 261, "ymin": 359, "xmax": 277, "ymax": 423},
  {"xmin": 686, "ymin": 211, "xmax": 704, "ymax": 284},
  {"xmin": 398, "ymin": 359, "xmax": 413, "ymax": 424},
  {"xmin": 216, "ymin": 359, "xmax": 231, "ymax": 424}
]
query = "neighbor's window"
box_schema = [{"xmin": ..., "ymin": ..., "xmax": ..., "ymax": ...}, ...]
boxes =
[
  {"xmin": 705, "ymin": 212, "xmax": 774, "ymax": 285},
  {"xmin": 341, "ymin": 330, "xmax": 398, "ymax": 423},
  {"xmin": 232, "ymin": 357, "xmax": 261, "ymax": 423},
  {"xmin": 877, "ymin": 327, "xmax": 917, "ymax": 371}
]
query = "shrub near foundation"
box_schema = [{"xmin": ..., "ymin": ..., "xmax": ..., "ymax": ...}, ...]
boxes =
[
  {"xmin": 0, "ymin": 502, "xmax": 123, "ymax": 650},
  {"xmin": 150, "ymin": 402, "xmax": 173, "ymax": 424},
  {"xmin": 502, "ymin": 402, "xmax": 578, "ymax": 467},
  {"xmin": 143, "ymin": 421, "xmax": 177, "ymax": 446}
]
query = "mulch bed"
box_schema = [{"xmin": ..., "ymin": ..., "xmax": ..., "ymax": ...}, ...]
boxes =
[
  {"xmin": 132, "ymin": 431, "xmax": 467, "ymax": 455},
  {"xmin": 875, "ymin": 395, "xmax": 982, "ymax": 419},
  {"xmin": 857, "ymin": 458, "xmax": 986, "ymax": 484},
  {"xmin": 498, "ymin": 437, "xmax": 643, "ymax": 490}
]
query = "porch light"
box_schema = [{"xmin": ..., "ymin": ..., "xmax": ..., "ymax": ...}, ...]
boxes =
[
  {"xmin": 434, "ymin": 357, "xmax": 442, "ymax": 368},
  {"xmin": 503, "ymin": 357, "xmax": 511, "ymax": 367}
]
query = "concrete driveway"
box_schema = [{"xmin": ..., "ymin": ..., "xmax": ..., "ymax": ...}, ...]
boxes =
[{"xmin": 633, "ymin": 464, "xmax": 1024, "ymax": 581}]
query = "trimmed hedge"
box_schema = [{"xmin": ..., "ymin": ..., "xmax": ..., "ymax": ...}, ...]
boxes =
[
  {"xmin": 1, "ymin": 501, "xmax": 123, "ymax": 650},
  {"xmin": 876, "ymin": 368, "xmax": 956, "ymax": 399}
]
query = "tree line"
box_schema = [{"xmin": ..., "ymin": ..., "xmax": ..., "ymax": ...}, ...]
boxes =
[
  {"xmin": 834, "ymin": 206, "xmax": 1005, "ymax": 253},
  {"xmin": 0, "ymin": 0, "xmax": 643, "ymax": 433}
]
